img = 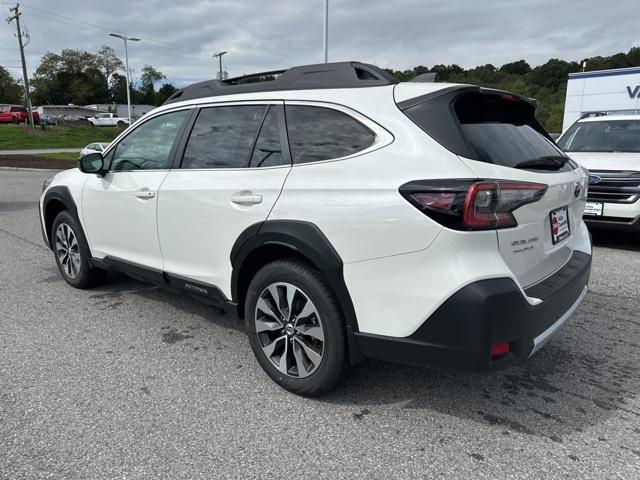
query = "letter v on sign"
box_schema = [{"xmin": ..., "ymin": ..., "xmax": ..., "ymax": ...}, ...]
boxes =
[{"xmin": 627, "ymin": 85, "xmax": 640, "ymax": 98}]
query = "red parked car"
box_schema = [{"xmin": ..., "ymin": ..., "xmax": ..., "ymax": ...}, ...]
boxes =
[{"xmin": 0, "ymin": 105, "xmax": 39, "ymax": 124}]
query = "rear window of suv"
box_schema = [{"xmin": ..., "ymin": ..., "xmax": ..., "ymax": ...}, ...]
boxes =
[
  {"xmin": 557, "ymin": 119, "xmax": 640, "ymax": 153},
  {"xmin": 402, "ymin": 90, "xmax": 570, "ymax": 170}
]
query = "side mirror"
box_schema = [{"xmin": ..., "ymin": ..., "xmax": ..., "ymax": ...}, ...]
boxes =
[{"xmin": 79, "ymin": 152, "xmax": 105, "ymax": 176}]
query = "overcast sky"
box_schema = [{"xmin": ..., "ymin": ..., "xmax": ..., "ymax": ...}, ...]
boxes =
[{"xmin": 1, "ymin": 0, "xmax": 638, "ymax": 87}]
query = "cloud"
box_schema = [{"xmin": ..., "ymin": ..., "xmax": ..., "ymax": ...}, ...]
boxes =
[{"xmin": 1, "ymin": 0, "xmax": 638, "ymax": 87}]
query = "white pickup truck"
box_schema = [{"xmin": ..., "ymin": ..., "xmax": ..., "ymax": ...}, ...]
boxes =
[{"xmin": 87, "ymin": 113, "xmax": 129, "ymax": 128}]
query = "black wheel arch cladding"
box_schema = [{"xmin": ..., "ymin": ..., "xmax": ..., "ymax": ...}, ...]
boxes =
[
  {"xmin": 231, "ymin": 220, "xmax": 363, "ymax": 363},
  {"xmin": 42, "ymin": 186, "xmax": 79, "ymax": 249}
]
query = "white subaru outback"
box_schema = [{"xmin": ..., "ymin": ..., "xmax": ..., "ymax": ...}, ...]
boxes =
[
  {"xmin": 557, "ymin": 114, "xmax": 640, "ymax": 230},
  {"xmin": 40, "ymin": 62, "xmax": 592, "ymax": 395}
]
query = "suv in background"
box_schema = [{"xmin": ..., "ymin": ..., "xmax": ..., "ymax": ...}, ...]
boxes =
[
  {"xmin": 40, "ymin": 62, "xmax": 591, "ymax": 395},
  {"xmin": 0, "ymin": 105, "xmax": 39, "ymax": 124},
  {"xmin": 557, "ymin": 114, "xmax": 640, "ymax": 231}
]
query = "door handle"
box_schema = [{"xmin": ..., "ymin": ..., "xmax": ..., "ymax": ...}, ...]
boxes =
[
  {"xmin": 135, "ymin": 189, "xmax": 155, "ymax": 199},
  {"xmin": 231, "ymin": 191, "xmax": 263, "ymax": 206}
]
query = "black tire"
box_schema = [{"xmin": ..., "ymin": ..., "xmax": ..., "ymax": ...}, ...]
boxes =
[
  {"xmin": 244, "ymin": 258, "xmax": 350, "ymax": 396},
  {"xmin": 117, "ymin": 120, "xmax": 127, "ymax": 128},
  {"xmin": 51, "ymin": 210, "xmax": 107, "ymax": 289}
]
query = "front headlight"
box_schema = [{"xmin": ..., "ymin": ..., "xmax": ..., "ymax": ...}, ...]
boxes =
[
  {"xmin": 42, "ymin": 175, "xmax": 55, "ymax": 192},
  {"xmin": 580, "ymin": 165, "xmax": 589, "ymax": 200}
]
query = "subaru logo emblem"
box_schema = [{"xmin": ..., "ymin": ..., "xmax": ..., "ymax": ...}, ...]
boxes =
[
  {"xmin": 589, "ymin": 175, "xmax": 602, "ymax": 185},
  {"xmin": 574, "ymin": 183, "xmax": 581, "ymax": 198}
]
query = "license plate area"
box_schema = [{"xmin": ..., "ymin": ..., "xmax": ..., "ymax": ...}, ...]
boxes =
[
  {"xmin": 584, "ymin": 201, "xmax": 603, "ymax": 217},
  {"xmin": 550, "ymin": 206, "xmax": 571, "ymax": 245}
]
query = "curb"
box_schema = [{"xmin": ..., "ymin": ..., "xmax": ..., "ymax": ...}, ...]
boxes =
[{"xmin": 0, "ymin": 166, "xmax": 65, "ymax": 172}]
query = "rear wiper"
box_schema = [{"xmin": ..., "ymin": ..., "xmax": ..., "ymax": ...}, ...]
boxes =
[{"xmin": 514, "ymin": 156, "xmax": 569, "ymax": 171}]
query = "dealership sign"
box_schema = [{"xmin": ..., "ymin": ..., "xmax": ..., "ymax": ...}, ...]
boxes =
[{"xmin": 627, "ymin": 85, "xmax": 640, "ymax": 98}]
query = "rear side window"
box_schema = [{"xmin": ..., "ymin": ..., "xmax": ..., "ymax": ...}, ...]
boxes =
[
  {"xmin": 403, "ymin": 91, "xmax": 568, "ymax": 169},
  {"xmin": 10, "ymin": 107, "xmax": 26, "ymax": 113},
  {"xmin": 249, "ymin": 106, "xmax": 285, "ymax": 168},
  {"xmin": 285, "ymin": 105, "xmax": 375, "ymax": 164},
  {"xmin": 182, "ymin": 105, "xmax": 267, "ymax": 169}
]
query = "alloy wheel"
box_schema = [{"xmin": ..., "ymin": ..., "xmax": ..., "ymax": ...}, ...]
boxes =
[
  {"xmin": 55, "ymin": 223, "xmax": 81, "ymax": 279},
  {"xmin": 254, "ymin": 282, "xmax": 325, "ymax": 378}
]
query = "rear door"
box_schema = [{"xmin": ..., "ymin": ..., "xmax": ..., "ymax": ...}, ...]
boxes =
[{"xmin": 157, "ymin": 102, "xmax": 291, "ymax": 298}]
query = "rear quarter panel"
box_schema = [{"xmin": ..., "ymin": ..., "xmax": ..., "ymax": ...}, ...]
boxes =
[{"xmin": 269, "ymin": 91, "xmax": 477, "ymax": 263}]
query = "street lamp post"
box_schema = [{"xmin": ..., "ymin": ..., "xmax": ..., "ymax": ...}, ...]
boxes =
[
  {"xmin": 323, "ymin": 0, "xmax": 328, "ymax": 63},
  {"xmin": 109, "ymin": 33, "xmax": 140, "ymax": 123}
]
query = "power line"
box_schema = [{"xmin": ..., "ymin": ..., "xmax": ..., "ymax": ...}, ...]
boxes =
[{"xmin": 18, "ymin": 2, "xmax": 206, "ymax": 54}]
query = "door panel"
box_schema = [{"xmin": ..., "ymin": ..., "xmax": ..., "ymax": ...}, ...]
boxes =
[
  {"xmin": 82, "ymin": 171, "xmax": 169, "ymax": 269},
  {"xmin": 81, "ymin": 109, "xmax": 191, "ymax": 269},
  {"xmin": 157, "ymin": 167, "xmax": 290, "ymax": 297}
]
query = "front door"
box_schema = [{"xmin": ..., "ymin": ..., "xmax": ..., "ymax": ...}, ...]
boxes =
[{"xmin": 82, "ymin": 109, "xmax": 190, "ymax": 270}]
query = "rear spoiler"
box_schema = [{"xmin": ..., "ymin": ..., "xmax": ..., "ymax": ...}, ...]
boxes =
[{"xmin": 396, "ymin": 85, "xmax": 538, "ymax": 111}]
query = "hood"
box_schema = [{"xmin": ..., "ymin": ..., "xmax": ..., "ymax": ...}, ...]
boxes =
[{"xmin": 566, "ymin": 151, "xmax": 640, "ymax": 172}]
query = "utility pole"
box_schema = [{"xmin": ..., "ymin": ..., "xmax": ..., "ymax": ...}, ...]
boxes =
[
  {"xmin": 109, "ymin": 33, "xmax": 140, "ymax": 124},
  {"xmin": 212, "ymin": 51, "xmax": 227, "ymax": 80},
  {"xmin": 323, "ymin": 0, "xmax": 329, "ymax": 63},
  {"xmin": 7, "ymin": 3, "xmax": 34, "ymax": 128}
]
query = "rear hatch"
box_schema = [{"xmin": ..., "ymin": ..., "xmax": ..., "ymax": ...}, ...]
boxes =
[{"xmin": 398, "ymin": 86, "xmax": 588, "ymax": 288}]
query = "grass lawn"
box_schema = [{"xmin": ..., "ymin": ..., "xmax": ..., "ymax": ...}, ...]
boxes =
[
  {"xmin": 0, "ymin": 124, "xmax": 120, "ymax": 150},
  {"xmin": 35, "ymin": 152, "xmax": 79, "ymax": 162}
]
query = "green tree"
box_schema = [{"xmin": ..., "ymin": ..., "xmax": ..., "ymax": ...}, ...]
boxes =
[
  {"xmin": 157, "ymin": 83, "xmax": 177, "ymax": 104},
  {"xmin": 96, "ymin": 45, "xmax": 124, "ymax": 96},
  {"xmin": 139, "ymin": 65, "xmax": 165, "ymax": 104},
  {"xmin": 499, "ymin": 60, "xmax": 531, "ymax": 75},
  {"xmin": 31, "ymin": 49, "xmax": 108, "ymax": 105},
  {"xmin": 109, "ymin": 73, "xmax": 128, "ymax": 104},
  {"xmin": 0, "ymin": 66, "xmax": 23, "ymax": 104}
]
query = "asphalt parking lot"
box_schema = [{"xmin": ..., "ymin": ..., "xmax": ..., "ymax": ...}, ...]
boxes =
[{"xmin": 1, "ymin": 169, "xmax": 639, "ymax": 479}]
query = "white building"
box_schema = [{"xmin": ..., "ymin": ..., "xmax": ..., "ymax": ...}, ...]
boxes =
[
  {"xmin": 34, "ymin": 105, "xmax": 105, "ymax": 118},
  {"xmin": 563, "ymin": 66, "xmax": 640, "ymax": 132},
  {"xmin": 85, "ymin": 103, "xmax": 156, "ymax": 120}
]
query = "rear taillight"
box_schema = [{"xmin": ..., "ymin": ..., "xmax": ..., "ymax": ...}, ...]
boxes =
[{"xmin": 400, "ymin": 179, "xmax": 547, "ymax": 230}]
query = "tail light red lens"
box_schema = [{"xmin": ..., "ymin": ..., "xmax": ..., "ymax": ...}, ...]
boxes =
[
  {"xmin": 490, "ymin": 342, "xmax": 511, "ymax": 358},
  {"xmin": 400, "ymin": 179, "xmax": 547, "ymax": 231}
]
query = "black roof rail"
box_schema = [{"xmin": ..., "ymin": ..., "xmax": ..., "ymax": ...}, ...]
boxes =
[{"xmin": 163, "ymin": 61, "xmax": 399, "ymax": 105}]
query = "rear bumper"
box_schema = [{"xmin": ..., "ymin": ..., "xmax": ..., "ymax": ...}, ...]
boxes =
[{"xmin": 354, "ymin": 250, "xmax": 591, "ymax": 371}]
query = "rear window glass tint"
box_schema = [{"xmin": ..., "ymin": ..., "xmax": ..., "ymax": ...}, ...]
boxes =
[
  {"xmin": 404, "ymin": 92, "xmax": 566, "ymax": 168},
  {"xmin": 285, "ymin": 106, "xmax": 375, "ymax": 164},
  {"xmin": 182, "ymin": 105, "xmax": 267, "ymax": 169},
  {"xmin": 249, "ymin": 106, "xmax": 286, "ymax": 168}
]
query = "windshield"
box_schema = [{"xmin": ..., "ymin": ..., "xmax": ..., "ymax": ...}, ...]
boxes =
[{"xmin": 558, "ymin": 119, "xmax": 640, "ymax": 153}]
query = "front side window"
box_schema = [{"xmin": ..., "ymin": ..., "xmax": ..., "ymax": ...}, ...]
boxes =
[
  {"xmin": 182, "ymin": 105, "xmax": 268, "ymax": 169},
  {"xmin": 110, "ymin": 109, "xmax": 187, "ymax": 171},
  {"xmin": 557, "ymin": 120, "xmax": 640, "ymax": 153},
  {"xmin": 285, "ymin": 105, "xmax": 375, "ymax": 164}
]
